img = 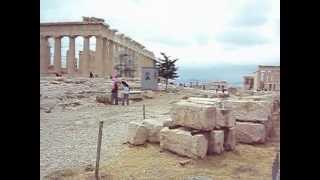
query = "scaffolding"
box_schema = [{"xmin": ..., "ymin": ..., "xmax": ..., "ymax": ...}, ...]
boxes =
[{"xmin": 114, "ymin": 53, "xmax": 137, "ymax": 78}]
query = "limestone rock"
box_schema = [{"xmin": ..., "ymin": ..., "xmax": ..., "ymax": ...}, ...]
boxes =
[
  {"xmin": 50, "ymin": 81, "xmax": 61, "ymax": 85},
  {"xmin": 128, "ymin": 91, "xmax": 143, "ymax": 101},
  {"xmin": 160, "ymin": 127, "xmax": 208, "ymax": 159},
  {"xmin": 224, "ymin": 100, "xmax": 273, "ymax": 122},
  {"xmin": 171, "ymin": 101, "xmax": 216, "ymax": 131},
  {"xmin": 143, "ymin": 90, "xmax": 155, "ymax": 99},
  {"xmin": 40, "ymin": 98, "xmax": 59, "ymax": 112},
  {"xmin": 236, "ymin": 122, "xmax": 266, "ymax": 144},
  {"xmin": 224, "ymin": 127, "xmax": 236, "ymax": 151},
  {"xmin": 162, "ymin": 118, "xmax": 174, "ymax": 127},
  {"xmin": 96, "ymin": 94, "xmax": 111, "ymax": 104},
  {"xmin": 207, "ymin": 130, "xmax": 224, "ymax": 155},
  {"xmin": 127, "ymin": 121, "xmax": 148, "ymax": 145},
  {"xmin": 142, "ymin": 118, "xmax": 165, "ymax": 143},
  {"xmin": 215, "ymin": 108, "xmax": 235, "ymax": 128}
]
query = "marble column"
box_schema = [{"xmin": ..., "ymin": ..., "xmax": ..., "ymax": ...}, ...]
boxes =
[
  {"xmin": 40, "ymin": 36, "xmax": 50, "ymax": 74},
  {"xmin": 54, "ymin": 36, "xmax": 62, "ymax": 73},
  {"xmin": 105, "ymin": 40, "xmax": 113, "ymax": 77},
  {"xmin": 101, "ymin": 37, "xmax": 107, "ymax": 76},
  {"xmin": 80, "ymin": 36, "xmax": 90, "ymax": 75},
  {"xmin": 95, "ymin": 36, "xmax": 104, "ymax": 77},
  {"xmin": 108, "ymin": 40, "xmax": 116, "ymax": 75},
  {"xmin": 67, "ymin": 36, "xmax": 76, "ymax": 74}
]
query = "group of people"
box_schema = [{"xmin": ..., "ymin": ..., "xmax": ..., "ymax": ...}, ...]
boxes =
[{"xmin": 111, "ymin": 79, "xmax": 130, "ymax": 106}]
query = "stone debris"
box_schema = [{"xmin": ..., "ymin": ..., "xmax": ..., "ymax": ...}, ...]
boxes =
[
  {"xmin": 207, "ymin": 130, "xmax": 224, "ymax": 155},
  {"xmin": 142, "ymin": 118, "xmax": 165, "ymax": 143},
  {"xmin": 160, "ymin": 127, "xmax": 208, "ymax": 159},
  {"xmin": 171, "ymin": 101, "xmax": 216, "ymax": 130},
  {"xmin": 215, "ymin": 108, "xmax": 235, "ymax": 128},
  {"xmin": 127, "ymin": 121, "xmax": 148, "ymax": 145},
  {"xmin": 96, "ymin": 94, "xmax": 111, "ymax": 104},
  {"xmin": 162, "ymin": 118, "xmax": 174, "ymax": 127},
  {"xmin": 223, "ymin": 100, "xmax": 273, "ymax": 122},
  {"xmin": 179, "ymin": 159, "xmax": 192, "ymax": 166},
  {"xmin": 127, "ymin": 91, "xmax": 143, "ymax": 101},
  {"xmin": 143, "ymin": 90, "xmax": 155, "ymax": 99},
  {"xmin": 224, "ymin": 127, "xmax": 236, "ymax": 151},
  {"xmin": 235, "ymin": 122, "xmax": 266, "ymax": 144}
]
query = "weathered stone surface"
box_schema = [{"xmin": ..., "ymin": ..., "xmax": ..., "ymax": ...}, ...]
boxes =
[
  {"xmin": 128, "ymin": 91, "xmax": 143, "ymax": 100},
  {"xmin": 143, "ymin": 90, "xmax": 155, "ymax": 99},
  {"xmin": 236, "ymin": 122, "xmax": 266, "ymax": 144},
  {"xmin": 162, "ymin": 118, "xmax": 174, "ymax": 127},
  {"xmin": 40, "ymin": 98, "xmax": 60, "ymax": 112},
  {"xmin": 270, "ymin": 112, "xmax": 280, "ymax": 142},
  {"xmin": 142, "ymin": 118, "xmax": 165, "ymax": 143},
  {"xmin": 160, "ymin": 127, "xmax": 208, "ymax": 159},
  {"xmin": 207, "ymin": 130, "xmax": 224, "ymax": 154},
  {"xmin": 127, "ymin": 121, "xmax": 148, "ymax": 145},
  {"xmin": 224, "ymin": 127, "xmax": 236, "ymax": 151},
  {"xmin": 96, "ymin": 94, "xmax": 111, "ymax": 104},
  {"xmin": 216, "ymin": 108, "xmax": 235, "ymax": 128},
  {"xmin": 224, "ymin": 100, "xmax": 273, "ymax": 122},
  {"xmin": 171, "ymin": 101, "xmax": 216, "ymax": 130}
]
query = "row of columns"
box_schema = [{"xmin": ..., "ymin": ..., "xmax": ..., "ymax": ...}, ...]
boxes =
[{"xmin": 40, "ymin": 35, "xmax": 154, "ymax": 77}]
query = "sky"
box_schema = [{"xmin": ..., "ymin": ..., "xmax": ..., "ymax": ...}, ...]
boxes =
[{"xmin": 41, "ymin": 0, "xmax": 279, "ymax": 83}]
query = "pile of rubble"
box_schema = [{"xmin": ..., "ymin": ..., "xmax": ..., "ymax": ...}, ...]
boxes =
[
  {"xmin": 127, "ymin": 94, "xmax": 280, "ymax": 159},
  {"xmin": 127, "ymin": 99, "xmax": 236, "ymax": 159}
]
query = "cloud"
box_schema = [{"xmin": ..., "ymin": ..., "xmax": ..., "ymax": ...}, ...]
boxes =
[
  {"xmin": 215, "ymin": 28, "xmax": 270, "ymax": 46},
  {"xmin": 229, "ymin": 0, "xmax": 270, "ymax": 27},
  {"xmin": 41, "ymin": 0, "xmax": 280, "ymax": 67}
]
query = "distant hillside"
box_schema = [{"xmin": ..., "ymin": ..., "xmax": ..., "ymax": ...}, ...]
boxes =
[{"xmin": 176, "ymin": 64, "xmax": 258, "ymax": 86}]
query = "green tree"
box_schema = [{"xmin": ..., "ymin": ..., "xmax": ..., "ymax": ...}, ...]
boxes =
[{"xmin": 157, "ymin": 52, "xmax": 179, "ymax": 90}]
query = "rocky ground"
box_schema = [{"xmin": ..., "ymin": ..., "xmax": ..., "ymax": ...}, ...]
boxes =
[
  {"xmin": 40, "ymin": 77, "xmax": 186, "ymax": 179},
  {"xmin": 40, "ymin": 77, "xmax": 279, "ymax": 179}
]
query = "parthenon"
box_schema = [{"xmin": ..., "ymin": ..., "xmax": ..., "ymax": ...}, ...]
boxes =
[{"xmin": 40, "ymin": 17, "xmax": 156, "ymax": 78}]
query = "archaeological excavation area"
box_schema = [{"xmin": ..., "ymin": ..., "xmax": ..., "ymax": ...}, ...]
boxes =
[{"xmin": 41, "ymin": 74, "xmax": 280, "ymax": 179}]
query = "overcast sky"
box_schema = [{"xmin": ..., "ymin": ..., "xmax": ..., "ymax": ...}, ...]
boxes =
[{"xmin": 41, "ymin": 0, "xmax": 280, "ymax": 68}]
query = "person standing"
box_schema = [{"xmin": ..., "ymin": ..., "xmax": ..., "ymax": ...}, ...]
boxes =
[
  {"xmin": 111, "ymin": 80, "xmax": 119, "ymax": 105},
  {"xmin": 121, "ymin": 80, "xmax": 130, "ymax": 106}
]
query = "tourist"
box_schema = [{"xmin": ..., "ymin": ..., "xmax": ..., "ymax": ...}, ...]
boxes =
[
  {"xmin": 89, "ymin": 72, "xmax": 94, "ymax": 78},
  {"xmin": 111, "ymin": 80, "xmax": 119, "ymax": 105},
  {"xmin": 121, "ymin": 80, "xmax": 130, "ymax": 106}
]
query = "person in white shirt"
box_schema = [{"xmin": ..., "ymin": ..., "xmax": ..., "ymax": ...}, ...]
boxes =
[{"xmin": 121, "ymin": 80, "xmax": 130, "ymax": 106}]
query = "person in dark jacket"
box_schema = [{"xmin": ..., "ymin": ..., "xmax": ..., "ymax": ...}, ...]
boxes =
[{"xmin": 111, "ymin": 81, "xmax": 119, "ymax": 105}]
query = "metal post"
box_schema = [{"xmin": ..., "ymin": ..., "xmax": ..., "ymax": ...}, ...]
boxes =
[
  {"xmin": 143, "ymin": 104, "xmax": 145, "ymax": 119},
  {"xmin": 95, "ymin": 121, "xmax": 104, "ymax": 180}
]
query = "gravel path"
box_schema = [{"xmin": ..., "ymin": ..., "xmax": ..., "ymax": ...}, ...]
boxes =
[{"xmin": 40, "ymin": 92, "xmax": 179, "ymax": 179}]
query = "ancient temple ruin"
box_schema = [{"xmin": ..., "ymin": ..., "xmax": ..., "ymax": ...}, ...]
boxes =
[
  {"xmin": 40, "ymin": 17, "xmax": 156, "ymax": 78},
  {"xmin": 243, "ymin": 65, "xmax": 280, "ymax": 91}
]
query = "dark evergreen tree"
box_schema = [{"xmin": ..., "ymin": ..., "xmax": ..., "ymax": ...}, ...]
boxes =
[{"xmin": 157, "ymin": 52, "xmax": 179, "ymax": 90}]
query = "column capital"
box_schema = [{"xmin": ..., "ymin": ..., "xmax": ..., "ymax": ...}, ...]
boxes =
[
  {"xmin": 40, "ymin": 35, "xmax": 50, "ymax": 40},
  {"xmin": 54, "ymin": 36, "xmax": 62, "ymax": 40},
  {"xmin": 69, "ymin": 35, "xmax": 77, "ymax": 39}
]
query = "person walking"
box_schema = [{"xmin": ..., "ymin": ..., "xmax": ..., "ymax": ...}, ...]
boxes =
[
  {"xmin": 121, "ymin": 80, "xmax": 130, "ymax": 106},
  {"xmin": 111, "ymin": 80, "xmax": 119, "ymax": 105}
]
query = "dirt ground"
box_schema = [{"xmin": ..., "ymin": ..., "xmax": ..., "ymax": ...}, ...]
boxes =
[{"xmin": 41, "ymin": 77, "xmax": 279, "ymax": 180}]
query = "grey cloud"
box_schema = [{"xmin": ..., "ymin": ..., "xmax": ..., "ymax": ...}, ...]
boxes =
[
  {"xmin": 216, "ymin": 30, "xmax": 269, "ymax": 46},
  {"xmin": 146, "ymin": 36, "xmax": 191, "ymax": 47},
  {"xmin": 194, "ymin": 34, "xmax": 209, "ymax": 46},
  {"xmin": 230, "ymin": 0, "xmax": 270, "ymax": 27}
]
